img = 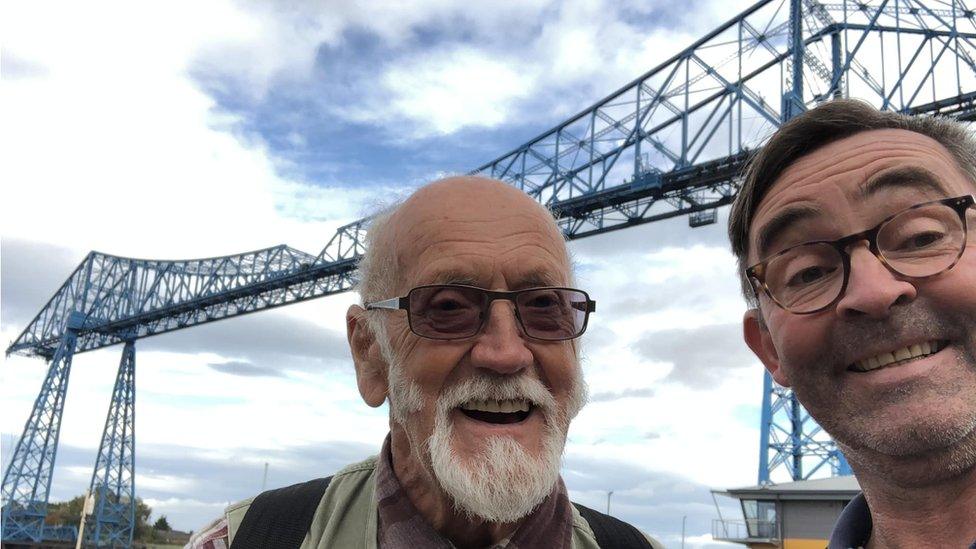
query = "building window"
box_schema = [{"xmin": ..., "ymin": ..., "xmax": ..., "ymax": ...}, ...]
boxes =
[{"xmin": 741, "ymin": 499, "xmax": 777, "ymax": 538}]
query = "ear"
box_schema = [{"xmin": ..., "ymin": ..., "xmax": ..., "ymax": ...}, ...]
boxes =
[
  {"xmin": 743, "ymin": 308, "xmax": 791, "ymax": 387},
  {"xmin": 347, "ymin": 304, "xmax": 389, "ymax": 407}
]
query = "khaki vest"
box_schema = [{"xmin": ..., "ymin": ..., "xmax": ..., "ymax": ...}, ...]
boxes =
[{"xmin": 224, "ymin": 455, "xmax": 663, "ymax": 548}]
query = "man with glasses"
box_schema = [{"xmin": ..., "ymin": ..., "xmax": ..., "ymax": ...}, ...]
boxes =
[
  {"xmin": 190, "ymin": 176, "xmax": 662, "ymax": 548},
  {"xmin": 728, "ymin": 99, "xmax": 976, "ymax": 548}
]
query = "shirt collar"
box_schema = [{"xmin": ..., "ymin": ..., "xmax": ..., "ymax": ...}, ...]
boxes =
[
  {"xmin": 373, "ymin": 434, "xmax": 574, "ymax": 549},
  {"xmin": 829, "ymin": 492, "xmax": 976, "ymax": 549},
  {"xmin": 828, "ymin": 493, "xmax": 871, "ymax": 549}
]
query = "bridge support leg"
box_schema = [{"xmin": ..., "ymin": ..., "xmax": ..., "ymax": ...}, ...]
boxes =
[
  {"xmin": 757, "ymin": 370, "xmax": 773, "ymax": 484},
  {"xmin": 84, "ymin": 340, "xmax": 137, "ymax": 548},
  {"xmin": 760, "ymin": 370, "xmax": 850, "ymax": 483},
  {"xmin": 1, "ymin": 328, "xmax": 80, "ymax": 543}
]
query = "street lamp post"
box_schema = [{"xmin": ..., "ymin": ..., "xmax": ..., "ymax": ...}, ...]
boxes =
[
  {"xmin": 681, "ymin": 515, "xmax": 687, "ymax": 549},
  {"xmin": 606, "ymin": 490, "xmax": 614, "ymax": 515}
]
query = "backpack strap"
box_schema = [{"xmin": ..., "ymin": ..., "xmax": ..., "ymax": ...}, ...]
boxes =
[
  {"xmin": 573, "ymin": 502, "xmax": 653, "ymax": 549},
  {"xmin": 230, "ymin": 476, "xmax": 333, "ymax": 549}
]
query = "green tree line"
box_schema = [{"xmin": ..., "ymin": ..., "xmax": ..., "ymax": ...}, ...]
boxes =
[{"xmin": 45, "ymin": 495, "xmax": 175, "ymax": 541}]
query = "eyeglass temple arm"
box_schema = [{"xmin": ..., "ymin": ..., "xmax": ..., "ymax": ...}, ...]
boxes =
[
  {"xmin": 364, "ymin": 297, "xmax": 408, "ymax": 310},
  {"xmin": 572, "ymin": 300, "xmax": 597, "ymax": 313}
]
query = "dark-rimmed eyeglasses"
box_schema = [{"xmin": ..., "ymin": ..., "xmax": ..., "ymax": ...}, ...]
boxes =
[
  {"xmin": 747, "ymin": 194, "xmax": 975, "ymax": 315},
  {"xmin": 364, "ymin": 284, "xmax": 596, "ymax": 341}
]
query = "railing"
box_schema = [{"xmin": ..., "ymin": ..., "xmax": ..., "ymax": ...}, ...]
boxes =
[{"xmin": 712, "ymin": 518, "xmax": 779, "ymax": 542}]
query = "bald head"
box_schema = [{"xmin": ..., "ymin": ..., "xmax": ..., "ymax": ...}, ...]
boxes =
[{"xmin": 358, "ymin": 176, "xmax": 570, "ymax": 306}]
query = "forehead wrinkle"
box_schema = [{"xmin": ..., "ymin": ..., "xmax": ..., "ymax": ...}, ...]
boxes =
[
  {"xmin": 415, "ymin": 242, "xmax": 569, "ymax": 286},
  {"xmin": 783, "ymin": 131, "xmax": 963, "ymax": 189},
  {"xmin": 858, "ymin": 165, "xmax": 948, "ymax": 198},
  {"xmin": 406, "ymin": 215, "xmax": 555, "ymax": 241}
]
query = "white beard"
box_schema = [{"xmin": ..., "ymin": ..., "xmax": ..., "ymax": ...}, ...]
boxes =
[
  {"xmin": 426, "ymin": 375, "xmax": 570, "ymax": 523},
  {"xmin": 377, "ymin": 324, "xmax": 588, "ymax": 523}
]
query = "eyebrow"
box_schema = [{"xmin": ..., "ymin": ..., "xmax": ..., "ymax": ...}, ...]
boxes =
[
  {"xmin": 859, "ymin": 166, "xmax": 948, "ymax": 198},
  {"xmin": 428, "ymin": 269, "xmax": 481, "ymax": 286},
  {"xmin": 756, "ymin": 203, "xmax": 823, "ymax": 259},
  {"xmin": 512, "ymin": 271, "xmax": 562, "ymax": 289}
]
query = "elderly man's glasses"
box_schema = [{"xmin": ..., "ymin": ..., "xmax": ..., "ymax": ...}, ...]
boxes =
[
  {"xmin": 747, "ymin": 194, "xmax": 975, "ymax": 314},
  {"xmin": 364, "ymin": 284, "xmax": 596, "ymax": 341}
]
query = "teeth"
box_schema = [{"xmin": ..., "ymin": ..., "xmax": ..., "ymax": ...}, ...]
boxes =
[
  {"xmin": 853, "ymin": 341, "xmax": 943, "ymax": 372},
  {"xmin": 460, "ymin": 399, "xmax": 530, "ymax": 413}
]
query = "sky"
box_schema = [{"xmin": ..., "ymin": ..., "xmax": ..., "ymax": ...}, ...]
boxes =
[{"xmin": 0, "ymin": 0, "xmax": 787, "ymax": 545}]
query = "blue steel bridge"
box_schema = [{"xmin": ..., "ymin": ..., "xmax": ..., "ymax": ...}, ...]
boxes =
[{"xmin": 4, "ymin": 0, "xmax": 976, "ymax": 545}]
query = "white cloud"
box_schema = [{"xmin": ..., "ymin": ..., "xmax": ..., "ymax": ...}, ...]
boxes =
[
  {"xmin": 138, "ymin": 473, "xmax": 196, "ymax": 494},
  {"xmin": 141, "ymin": 497, "xmax": 227, "ymax": 531},
  {"xmin": 186, "ymin": 0, "xmax": 755, "ymax": 139},
  {"xmin": 345, "ymin": 48, "xmax": 536, "ymax": 137},
  {"xmin": 0, "ymin": 1, "xmax": 379, "ymax": 259}
]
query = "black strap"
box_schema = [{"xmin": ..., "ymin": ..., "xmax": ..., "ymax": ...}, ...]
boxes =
[
  {"xmin": 230, "ymin": 476, "xmax": 332, "ymax": 549},
  {"xmin": 231, "ymin": 477, "xmax": 648, "ymax": 549},
  {"xmin": 573, "ymin": 502, "xmax": 653, "ymax": 549}
]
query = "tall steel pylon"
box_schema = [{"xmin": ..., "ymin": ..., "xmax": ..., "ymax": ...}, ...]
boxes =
[
  {"xmin": 755, "ymin": 0, "xmax": 853, "ymax": 485},
  {"xmin": 83, "ymin": 340, "xmax": 137, "ymax": 547},
  {"xmin": 1, "ymin": 313, "xmax": 82, "ymax": 542},
  {"xmin": 757, "ymin": 368, "xmax": 852, "ymax": 483}
]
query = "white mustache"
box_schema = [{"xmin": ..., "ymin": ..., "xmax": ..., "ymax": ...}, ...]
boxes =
[{"xmin": 435, "ymin": 374, "xmax": 557, "ymax": 416}]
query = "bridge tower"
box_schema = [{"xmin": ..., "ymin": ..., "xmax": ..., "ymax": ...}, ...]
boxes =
[
  {"xmin": 83, "ymin": 340, "xmax": 137, "ymax": 546},
  {"xmin": 1, "ymin": 313, "xmax": 82, "ymax": 542},
  {"xmin": 756, "ymin": 0, "xmax": 851, "ymax": 484}
]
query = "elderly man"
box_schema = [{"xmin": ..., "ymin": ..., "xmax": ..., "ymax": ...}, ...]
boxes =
[
  {"xmin": 188, "ymin": 176, "xmax": 661, "ymax": 549},
  {"xmin": 729, "ymin": 99, "xmax": 976, "ymax": 548}
]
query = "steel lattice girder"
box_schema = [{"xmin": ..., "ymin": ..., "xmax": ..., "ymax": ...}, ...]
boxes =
[
  {"xmin": 84, "ymin": 341, "xmax": 136, "ymax": 547},
  {"xmin": 470, "ymin": 0, "xmax": 976, "ymax": 238},
  {"xmin": 1, "ymin": 327, "xmax": 79, "ymax": 542},
  {"xmin": 7, "ymin": 245, "xmax": 357, "ymax": 358},
  {"xmin": 758, "ymin": 375, "xmax": 852, "ymax": 483}
]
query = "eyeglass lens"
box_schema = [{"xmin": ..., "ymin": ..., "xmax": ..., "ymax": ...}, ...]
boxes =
[
  {"xmin": 762, "ymin": 201, "xmax": 967, "ymax": 313},
  {"xmin": 406, "ymin": 286, "xmax": 589, "ymax": 340}
]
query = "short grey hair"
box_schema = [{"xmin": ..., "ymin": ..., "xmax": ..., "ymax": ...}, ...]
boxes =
[
  {"xmin": 356, "ymin": 205, "xmax": 401, "ymax": 307},
  {"xmin": 354, "ymin": 203, "xmax": 403, "ymax": 362},
  {"xmin": 728, "ymin": 98, "xmax": 976, "ymax": 306}
]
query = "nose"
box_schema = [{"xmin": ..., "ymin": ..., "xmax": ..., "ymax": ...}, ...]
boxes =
[
  {"xmin": 470, "ymin": 301, "xmax": 534, "ymax": 375},
  {"xmin": 834, "ymin": 244, "xmax": 917, "ymax": 319}
]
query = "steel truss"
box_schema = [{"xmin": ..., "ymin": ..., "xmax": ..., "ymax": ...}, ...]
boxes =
[
  {"xmin": 758, "ymin": 371, "xmax": 852, "ymax": 484},
  {"xmin": 472, "ymin": 0, "xmax": 976, "ymax": 239},
  {"xmin": 83, "ymin": 340, "xmax": 136, "ymax": 547},
  {"xmin": 5, "ymin": 0, "xmax": 976, "ymax": 541},
  {"xmin": 2, "ymin": 316, "xmax": 81, "ymax": 542}
]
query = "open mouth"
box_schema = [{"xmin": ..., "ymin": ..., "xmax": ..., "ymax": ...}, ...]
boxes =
[
  {"xmin": 458, "ymin": 399, "xmax": 533, "ymax": 425},
  {"xmin": 849, "ymin": 340, "xmax": 949, "ymax": 373}
]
